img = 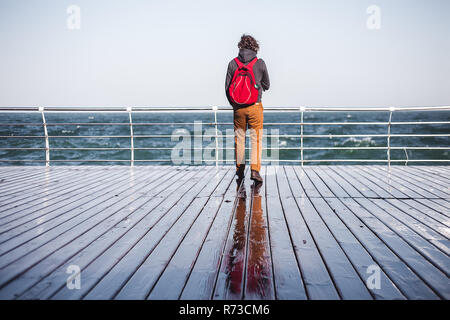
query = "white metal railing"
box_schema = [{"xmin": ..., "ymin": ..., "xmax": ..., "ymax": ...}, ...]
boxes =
[{"xmin": 0, "ymin": 105, "xmax": 449, "ymax": 167}]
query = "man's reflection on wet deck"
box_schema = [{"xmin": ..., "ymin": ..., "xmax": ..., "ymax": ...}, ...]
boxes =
[
  {"xmin": 226, "ymin": 183, "xmax": 247, "ymax": 297},
  {"xmin": 246, "ymin": 182, "xmax": 272, "ymax": 298},
  {"xmin": 225, "ymin": 181, "xmax": 272, "ymax": 299}
]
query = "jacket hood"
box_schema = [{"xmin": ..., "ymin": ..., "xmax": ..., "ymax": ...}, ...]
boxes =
[{"xmin": 238, "ymin": 48, "xmax": 257, "ymax": 63}]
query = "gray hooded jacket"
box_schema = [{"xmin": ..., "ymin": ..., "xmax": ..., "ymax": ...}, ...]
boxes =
[{"xmin": 225, "ymin": 48, "xmax": 270, "ymax": 108}]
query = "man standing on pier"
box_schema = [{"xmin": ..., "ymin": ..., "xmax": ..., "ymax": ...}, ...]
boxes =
[{"xmin": 225, "ymin": 34, "xmax": 270, "ymax": 185}]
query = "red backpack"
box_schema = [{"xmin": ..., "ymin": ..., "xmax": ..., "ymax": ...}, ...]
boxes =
[{"xmin": 228, "ymin": 57, "xmax": 259, "ymax": 106}]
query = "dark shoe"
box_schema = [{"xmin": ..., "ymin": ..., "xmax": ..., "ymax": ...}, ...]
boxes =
[
  {"xmin": 236, "ymin": 167, "xmax": 245, "ymax": 192},
  {"xmin": 236, "ymin": 166, "xmax": 245, "ymax": 180},
  {"xmin": 250, "ymin": 170, "xmax": 263, "ymax": 183}
]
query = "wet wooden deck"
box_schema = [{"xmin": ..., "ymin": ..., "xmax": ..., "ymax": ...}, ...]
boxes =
[{"xmin": 0, "ymin": 165, "xmax": 448, "ymax": 300}]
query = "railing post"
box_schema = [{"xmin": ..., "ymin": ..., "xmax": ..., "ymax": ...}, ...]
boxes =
[
  {"xmin": 300, "ymin": 106, "xmax": 305, "ymax": 167},
  {"xmin": 127, "ymin": 106, "xmax": 134, "ymax": 167},
  {"xmin": 387, "ymin": 107, "xmax": 394, "ymax": 170},
  {"xmin": 213, "ymin": 106, "xmax": 219, "ymax": 168},
  {"xmin": 403, "ymin": 147, "xmax": 409, "ymax": 166},
  {"xmin": 39, "ymin": 106, "xmax": 50, "ymax": 167}
]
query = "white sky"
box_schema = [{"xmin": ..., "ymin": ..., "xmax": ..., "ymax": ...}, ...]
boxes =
[{"xmin": 0, "ymin": 0, "xmax": 449, "ymax": 107}]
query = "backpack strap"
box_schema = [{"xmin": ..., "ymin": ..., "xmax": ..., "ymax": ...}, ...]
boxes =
[
  {"xmin": 234, "ymin": 57, "xmax": 258, "ymax": 69},
  {"xmin": 234, "ymin": 57, "xmax": 244, "ymax": 68},
  {"xmin": 246, "ymin": 57, "xmax": 258, "ymax": 69}
]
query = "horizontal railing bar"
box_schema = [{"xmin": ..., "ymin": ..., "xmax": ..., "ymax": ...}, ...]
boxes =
[
  {"xmin": 0, "ymin": 136, "xmax": 131, "ymax": 138},
  {"xmin": 1, "ymin": 106, "xmax": 449, "ymax": 112},
  {"xmin": 1, "ymin": 146, "xmax": 448, "ymax": 151},
  {"xmin": 132, "ymin": 106, "xmax": 450, "ymax": 112},
  {"xmin": 1, "ymin": 159, "xmax": 448, "ymax": 163},
  {"xmin": 280, "ymin": 134, "xmax": 450, "ymax": 138},
  {"xmin": 0, "ymin": 159, "xmax": 138, "ymax": 162},
  {"xmin": 1, "ymin": 133, "xmax": 449, "ymax": 139},
  {"xmin": 258, "ymin": 121, "xmax": 450, "ymax": 125},
  {"xmin": 0, "ymin": 122, "xmax": 218, "ymax": 126},
  {"xmin": 268, "ymin": 159, "xmax": 450, "ymax": 162},
  {"xmin": 1, "ymin": 121, "xmax": 449, "ymax": 126},
  {"xmin": 261, "ymin": 121, "xmax": 450, "ymax": 125},
  {"xmin": 0, "ymin": 147, "xmax": 130, "ymax": 150}
]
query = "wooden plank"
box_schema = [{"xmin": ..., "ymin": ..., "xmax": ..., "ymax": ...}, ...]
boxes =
[
  {"xmin": 0, "ymin": 171, "xmax": 137, "ymax": 253},
  {"xmin": 405, "ymin": 167, "xmax": 450, "ymax": 187},
  {"xmin": 395, "ymin": 166, "xmax": 450, "ymax": 188},
  {"xmin": 283, "ymin": 166, "xmax": 307, "ymax": 198},
  {"xmin": 414, "ymin": 166, "xmax": 450, "ymax": 179},
  {"xmin": 1, "ymin": 171, "xmax": 156, "ymax": 225},
  {"xmin": 322, "ymin": 166, "xmax": 367, "ymax": 198},
  {"xmin": 311, "ymin": 166, "xmax": 355, "ymax": 198},
  {"xmin": 147, "ymin": 168, "xmax": 235, "ymax": 299},
  {"xmin": 0, "ymin": 167, "xmax": 35, "ymax": 179},
  {"xmin": 0, "ymin": 167, "xmax": 141, "ymax": 200},
  {"xmin": 0, "ymin": 168, "xmax": 164, "ymax": 253},
  {"xmin": 403, "ymin": 199, "xmax": 450, "ymax": 227},
  {"xmin": 0, "ymin": 168, "xmax": 132, "ymax": 231},
  {"xmin": 393, "ymin": 167, "xmax": 450, "ymax": 196},
  {"xmin": 310, "ymin": 196, "xmax": 405, "ymax": 299},
  {"xmin": 0, "ymin": 168, "xmax": 66, "ymax": 188},
  {"xmin": 291, "ymin": 166, "xmax": 322, "ymax": 198},
  {"xmin": 111, "ymin": 168, "xmax": 230, "ymax": 300},
  {"xmin": 265, "ymin": 166, "xmax": 307, "ymax": 300},
  {"xmin": 244, "ymin": 166, "xmax": 275, "ymax": 300},
  {"xmin": 327, "ymin": 166, "xmax": 379, "ymax": 198},
  {"xmin": 0, "ymin": 167, "xmax": 109, "ymax": 214},
  {"xmin": 430, "ymin": 199, "xmax": 450, "ymax": 210},
  {"xmin": 68, "ymin": 167, "xmax": 221, "ymax": 300},
  {"xmin": 310, "ymin": 166, "xmax": 354, "ymax": 198},
  {"xmin": 353, "ymin": 198, "xmax": 450, "ymax": 299},
  {"xmin": 180, "ymin": 169, "xmax": 247, "ymax": 300},
  {"xmin": 3, "ymin": 167, "xmax": 207, "ymax": 299},
  {"xmin": 283, "ymin": 168, "xmax": 341, "ymax": 300},
  {"xmin": 337, "ymin": 166, "xmax": 394, "ymax": 198},
  {"xmin": 331, "ymin": 166, "xmax": 391, "ymax": 198},
  {"xmin": 302, "ymin": 167, "xmax": 335, "ymax": 198},
  {"xmin": 0, "ymin": 168, "xmax": 83, "ymax": 197},
  {"xmin": 390, "ymin": 199, "xmax": 450, "ymax": 233},
  {"xmin": 415, "ymin": 199, "xmax": 450, "ymax": 219},
  {"xmin": 359, "ymin": 165, "xmax": 425, "ymax": 198},
  {"xmin": 292, "ymin": 189, "xmax": 372, "ymax": 299},
  {"xmin": 324, "ymin": 197, "xmax": 439, "ymax": 299},
  {"xmin": 352, "ymin": 166, "xmax": 412, "ymax": 198},
  {"xmin": 0, "ymin": 167, "xmax": 119, "ymax": 219},
  {"xmin": 0, "ymin": 166, "xmax": 115, "ymax": 192},
  {"xmin": 0, "ymin": 167, "xmax": 156, "ymax": 209},
  {"xmin": 370, "ymin": 166, "xmax": 446, "ymax": 199},
  {"xmin": 23, "ymin": 168, "xmax": 210, "ymax": 300},
  {"xmin": 367, "ymin": 199, "xmax": 450, "ymax": 264},
  {"xmin": 0, "ymin": 167, "xmax": 159, "ymax": 214},
  {"xmin": 0, "ymin": 167, "xmax": 197, "ymax": 298}
]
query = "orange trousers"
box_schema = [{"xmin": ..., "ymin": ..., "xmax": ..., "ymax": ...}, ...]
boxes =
[{"xmin": 233, "ymin": 102, "xmax": 263, "ymax": 173}]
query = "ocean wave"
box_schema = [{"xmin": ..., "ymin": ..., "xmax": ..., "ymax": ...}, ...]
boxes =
[{"xmin": 334, "ymin": 136, "xmax": 378, "ymax": 147}]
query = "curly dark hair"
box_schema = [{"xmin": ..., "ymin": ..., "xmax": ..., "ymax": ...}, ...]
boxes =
[{"xmin": 237, "ymin": 34, "xmax": 259, "ymax": 53}]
